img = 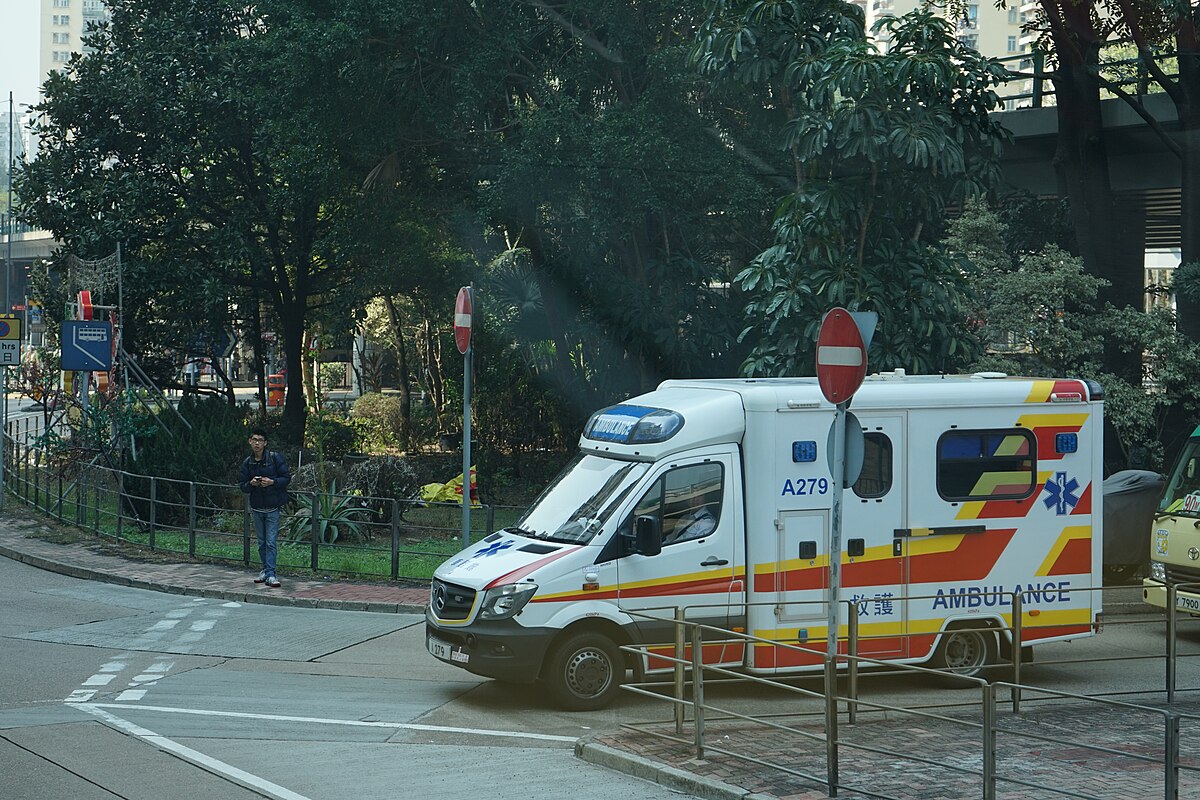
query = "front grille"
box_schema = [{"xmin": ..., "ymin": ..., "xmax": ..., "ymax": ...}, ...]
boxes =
[
  {"xmin": 430, "ymin": 578, "xmax": 476, "ymax": 621},
  {"xmin": 1165, "ymin": 565, "xmax": 1200, "ymax": 587}
]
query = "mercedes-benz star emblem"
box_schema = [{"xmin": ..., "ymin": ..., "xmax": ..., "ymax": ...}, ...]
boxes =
[{"xmin": 433, "ymin": 584, "xmax": 447, "ymax": 611}]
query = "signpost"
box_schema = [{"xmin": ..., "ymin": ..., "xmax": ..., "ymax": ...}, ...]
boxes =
[
  {"xmin": 0, "ymin": 315, "xmax": 19, "ymax": 512},
  {"xmin": 815, "ymin": 307, "xmax": 872, "ymax": 796},
  {"xmin": 455, "ymin": 285, "xmax": 474, "ymax": 548},
  {"xmin": 62, "ymin": 321, "xmax": 114, "ymax": 371},
  {"xmin": 0, "ymin": 316, "xmax": 23, "ymax": 366}
]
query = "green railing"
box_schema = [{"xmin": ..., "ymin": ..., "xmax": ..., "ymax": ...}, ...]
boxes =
[
  {"xmin": 4, "ymin": 427, "xmax": 521, "ymax": 582},
  {"xmin": 995, "ymin": 40, "xmax": 1177, "ymax": 109}
]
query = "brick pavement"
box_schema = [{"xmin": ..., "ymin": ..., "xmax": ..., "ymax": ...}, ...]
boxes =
[
  {"xmin": 0, "ymin": 505, "xmax": 1187, "ymax": 799},
  {"xmin": 584, "ymin": 697, "xmax": 1200, "ymax": 799}
]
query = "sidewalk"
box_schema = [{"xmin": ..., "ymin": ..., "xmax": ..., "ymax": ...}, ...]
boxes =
[
  {"xmin": 0, "ymin": 505, "xmax": 1179, "ymax": 800},
  {"xmin": 0, "ymin": 510, "xmax": 430, "ymax": 613}
]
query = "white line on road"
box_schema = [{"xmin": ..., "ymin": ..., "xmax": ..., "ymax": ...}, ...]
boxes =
[
  {"xmin": 115, "ymin": 689, "xmax": 147, "ymax": 702},
  {"xmin": 82, "ymin": 674, "xmax": 115, "ymax": 687},
  {"xmin": 86, "ymin": 702, "xmax": 577, "ymax": 743},
  {"xmin": 77, "ymin": 704, "xmax": 315, "ymax": 800}
]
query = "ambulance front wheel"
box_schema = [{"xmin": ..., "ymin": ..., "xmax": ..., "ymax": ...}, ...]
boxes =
[
  {"xmin": 545, "ymin": 632, "xmax": 623, "ymax": 711},
  {"xmin": 933, "ymin": 626, "xmax": 996, "ymax": 684}
]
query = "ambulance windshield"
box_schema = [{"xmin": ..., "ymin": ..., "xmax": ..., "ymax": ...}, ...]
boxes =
[
  {"xmin": 1161, "ymin": 437, "xmax": 1200, "ymax": 515},
  {"xmin": 511, "ymin": 454, "xmax": 648, "ymax": 544}
]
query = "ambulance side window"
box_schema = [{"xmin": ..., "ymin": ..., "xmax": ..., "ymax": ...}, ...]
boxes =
[
  {"xmin": 936, "ymin": 429, "xmax": 1036, "ymax": 501},
  {"xmin": 853, "ymin": 433, "xmax": 892, "ymax": 498},
  {"xmin": 624, "ymin": 463, "xmax": 724, "ymax": 549}
]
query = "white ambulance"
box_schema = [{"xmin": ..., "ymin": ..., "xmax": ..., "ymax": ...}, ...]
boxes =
[{"xmin": 426, "ymin": 373, "xmax": 1104, "ymax": 710}]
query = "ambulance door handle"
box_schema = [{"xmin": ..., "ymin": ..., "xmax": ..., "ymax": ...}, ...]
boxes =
[{"xmin": 701, "ymin": 557, "xmax": 729, "ymax": 567}]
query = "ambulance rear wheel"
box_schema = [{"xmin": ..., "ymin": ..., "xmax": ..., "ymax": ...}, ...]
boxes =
[
  {"xmin": 545, "ymin": 632, "xmax": 623, "ymax": 711},
  {"xmin": 933, "ymin": 626, "xmax": 995, "ymax": 684}
]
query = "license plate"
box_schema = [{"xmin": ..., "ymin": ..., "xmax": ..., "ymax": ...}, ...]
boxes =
[
  {"xmin": 427, "ymin": 635, "xmax": 469, "ymax": 664},
  {"xmin": 1177, "ymin": 595, "xmax": 1200, "ymax": 613}
]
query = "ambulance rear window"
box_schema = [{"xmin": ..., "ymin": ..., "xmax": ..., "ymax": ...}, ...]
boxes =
[
  {"xmin": 853, "ymin": 433, "xmax": 892, "ymax": 499},
  {"xmin": 936, "ymin": 429, "xmax": 1036, "ymax": 501}
]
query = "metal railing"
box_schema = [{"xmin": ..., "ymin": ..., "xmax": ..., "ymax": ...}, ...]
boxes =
[
  {"xmin": 994, "ymin": 41, "xmax": 1176, "ymax": 109},
  {"xmin": 618, "ymin": 590, "xmax": 1200, "ymax": 799},
  {"xmin": 3, "ymin": 423, "xmax": 518, "ymax": 581}
]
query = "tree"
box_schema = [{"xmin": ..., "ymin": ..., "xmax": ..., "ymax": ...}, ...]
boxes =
[
  {"xmin": 19, "ymin": 0, "xmax": 444, "ymax": 442},
  {"xmin": 947, "ymin": 199, "xmax": 1200, "ymax": 471},
  {"xmin": 695, "ymin": 5, "xmax": 1011, "ymax": 375},
  {"xmin": 378, "ymin": 0, "xmax": 775, "ymax": 429},
  {"xmin": 1012, "ymin": 2, "xmax": 1200, "ymax": 359}
]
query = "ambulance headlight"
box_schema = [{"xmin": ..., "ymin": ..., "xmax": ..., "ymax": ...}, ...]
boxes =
[
  {"xmin": 478, "ymin": 583, "xmax": 537, "ymax": 620},
  {"xmin": 1151, "ymin": 561, "xmax": 1166, "ymax": 582}
]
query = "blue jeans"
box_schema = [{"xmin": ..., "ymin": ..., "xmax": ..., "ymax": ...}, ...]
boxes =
[{"xmin": 251, "ymin": 508, "xmax": 280, "ymax": 577}]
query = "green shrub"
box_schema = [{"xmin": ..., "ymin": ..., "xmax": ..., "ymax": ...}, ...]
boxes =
[
  {"xmin": 350, "ymin": 392, "xmax": 405, "ymax": 448},
  {"xmin": 305, "ymin": 410, "xmax": 358, "ymax": 461}
]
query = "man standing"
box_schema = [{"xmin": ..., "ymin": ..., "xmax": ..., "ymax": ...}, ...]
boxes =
[{"xmin": 239, "ymin": 428, "xmax": 291, "ymax": 588}]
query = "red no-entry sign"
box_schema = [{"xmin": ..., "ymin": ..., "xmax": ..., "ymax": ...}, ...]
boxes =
[
  {"xmin": 816, "ymin": 307, "xmax": 867, "ymax": 404},
  {"xmin": 454, "ymin": 287, "xmax": 473, "ymax": 354}
]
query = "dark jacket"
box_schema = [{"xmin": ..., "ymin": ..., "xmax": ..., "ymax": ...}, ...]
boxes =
[{"xmin": 239, "ymin": 451, "xmax": 291, "ymax": 511}]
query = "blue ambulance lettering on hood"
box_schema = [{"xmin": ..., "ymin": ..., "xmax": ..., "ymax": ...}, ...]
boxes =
[{"xmin": 471, "ymin": 539, "xmax": 516, "ymax": 559}]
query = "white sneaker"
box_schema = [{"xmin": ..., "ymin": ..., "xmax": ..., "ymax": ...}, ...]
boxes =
[{"xmin": 254, "ymin": 571, "xmax": 267, "ymax": 583}]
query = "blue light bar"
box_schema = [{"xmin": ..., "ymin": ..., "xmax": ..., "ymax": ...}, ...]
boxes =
[
  {"xmin": 793, "ymin": 441, "xmax": 817, "ymax": 462},
  {"xmin": 1056, "ymin": 433, "xmax": 1078, "ymax": 454}
]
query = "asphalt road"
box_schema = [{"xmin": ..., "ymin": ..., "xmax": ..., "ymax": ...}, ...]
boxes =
[
  {"xmin": 4, "ymin": 551, "xmax": 1200, "ymax": 800},
  {"xmin": 0, "ymin": 555, "xmax": 692, "ymax": 800}
]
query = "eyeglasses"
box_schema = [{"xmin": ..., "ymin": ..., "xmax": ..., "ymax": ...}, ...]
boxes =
[{"xmin": 249, "ymin": 436, "xmax": 266, "ymax": 442}]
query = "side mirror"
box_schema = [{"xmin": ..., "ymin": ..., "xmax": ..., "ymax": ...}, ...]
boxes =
[{"xmin": 635, "ymin": 515, "xmax": 662, "ymax": 557}]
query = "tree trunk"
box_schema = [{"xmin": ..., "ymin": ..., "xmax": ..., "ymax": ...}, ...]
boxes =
[
  {"xmin": 1046, "ymin": 2, "xmax": 1143, "ymax": 381},
  {"xmin": 382, "ymin": 295, "xmax": 412, "ymax": 439},
  {"xmin": 1176, "ymin": 29, "xmax": 1200, "ymax": 340},
  {"xmin": 279, "ymin": 301, "xmax": 307, "ymax": 445},
  {"xmin": 250, "ymin": 296, "xmax": 268, "ymax": 417}
]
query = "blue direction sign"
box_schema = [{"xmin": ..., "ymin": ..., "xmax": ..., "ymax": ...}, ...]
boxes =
[
  {"xmin": 62, "ymin": 321, "xmax": 114, "ymax": 371},
  {"xmin": 188, "ymin": 329, "xmax": 238, "ymax": 358}
]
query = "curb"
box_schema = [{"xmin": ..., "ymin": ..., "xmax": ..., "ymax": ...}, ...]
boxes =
[
  {"xmin": 0, "ymin": 541, "xmax": 427, "ymax": 614},
  {"xmin": 575, "ymin": 738, "xmax": 767, "ymax": 800}
]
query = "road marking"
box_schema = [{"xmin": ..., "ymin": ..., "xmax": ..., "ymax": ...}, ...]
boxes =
[
  {"xmin": 149, "ymin": 620, "xmax": 180, "ymax": 631},
  {"xmin": 115, "ymin": 690, "xmax": 147, "ymax": 702},
  {"xmin": 190, "ymin": 620, "xmax": 216, "ymax": 632},
  {"xmin": 85, "ymin": 703, "xmax": 577, "ymax": 743},
  {"xmin": 78, "ymin": 704, "xmax": 315, "ymax": 800},
  {"xmin": 65, "ymin": 690, "xmax": 96, "ymax": 703},
  {"xmin": 99, "ymin": 661, "xmax": 128, "ymax": 673},
  {"xmin": 82, "ymin": 674, "xmax": 115, "ymax": 687}
]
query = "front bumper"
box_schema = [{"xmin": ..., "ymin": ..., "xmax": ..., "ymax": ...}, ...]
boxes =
[
  {"xmin": 1143, "ymin": 578, "xmax": 1200, "ymax": 613},
  {"xmin": 425, "ymin": 609, "xmax": 554, "ymax": 684}
]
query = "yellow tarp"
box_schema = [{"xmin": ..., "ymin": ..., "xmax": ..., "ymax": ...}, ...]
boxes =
[{"xmin": 420, "ymin": 465, "xmax": 480, "ymax": 506}]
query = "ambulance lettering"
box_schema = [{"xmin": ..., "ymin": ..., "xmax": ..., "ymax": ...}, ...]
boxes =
[
  {"xmin": 850, "ymin": 592, "xmax": 896, "ymax": 617},
  {"xmin": 931, "ymin": 581, "xmax": 1072, "ymax": 609},
  {"xmin": 781, "ymin": 477, "xmax": 830, "ymax": 496}
]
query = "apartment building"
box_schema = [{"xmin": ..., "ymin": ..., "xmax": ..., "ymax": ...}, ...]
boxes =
[
  {"xmin": 861, "ymin": 0, "xmax": 1029, "ymax": 60},
  {"xmin": 40, "ymin": 0, "xmax": 109, "ymax": 92}
]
